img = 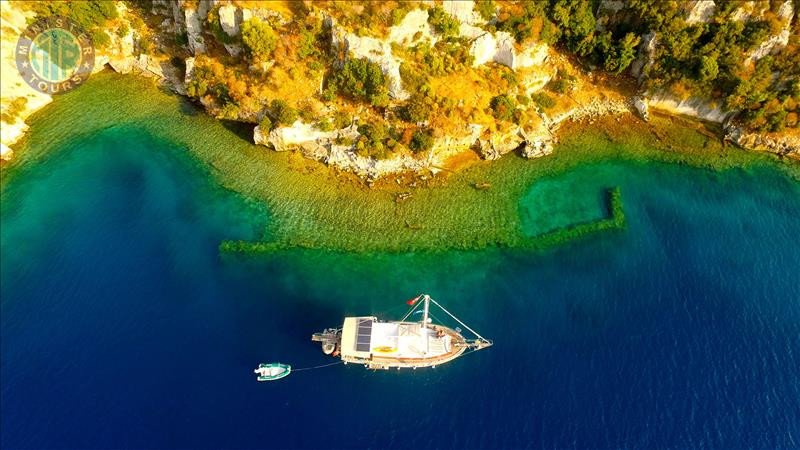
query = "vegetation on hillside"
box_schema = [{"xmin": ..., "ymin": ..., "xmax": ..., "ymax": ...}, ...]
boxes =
[{"xmin": 20, "ymin": 0, "xmax": 119, "ymax": 48}]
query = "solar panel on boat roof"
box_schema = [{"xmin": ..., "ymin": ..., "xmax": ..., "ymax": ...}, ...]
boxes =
[{"xmin": 356, "ymin": 318, "xmax": 373, "ymax": 352}]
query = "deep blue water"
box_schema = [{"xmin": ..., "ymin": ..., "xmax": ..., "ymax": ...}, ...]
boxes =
[{"xmin": 2, "ymin": 127, "xmax": 800, "ymax": 449}]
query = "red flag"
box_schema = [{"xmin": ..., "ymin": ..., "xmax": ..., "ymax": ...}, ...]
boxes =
[{"xmin": 406, "ymin": 295, "xmax": 421, "ymax": 306}]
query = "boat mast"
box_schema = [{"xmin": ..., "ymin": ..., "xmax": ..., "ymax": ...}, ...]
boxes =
[
  {"xmin": 421, "ymin": 294, "xmax": 430, "ymax": 328},
  {"xmin": 422, "ymin": 294, "xmax": 430, "ymax": 354}
]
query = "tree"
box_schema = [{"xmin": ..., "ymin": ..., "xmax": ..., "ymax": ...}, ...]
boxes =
[
  {"xmin": 604, "ymin": 33, "xmax": 641, "ymax": 74},
  {"xmin": 241, "ymin": 18, "xmax": 278, "ymax": 61},
  {"xmin": 269, "ymin": 99, "xmax": 298, "ymax": 126},
  {"xmin": 328, "ymin": 57, "xmax": 390, "ymax": 107},
  {"xmin": 401, "ymin": 93, "xmax": 434, "ymax": 123},
  {"xmin": 697, "ymin": 55, "xmax": 719, "ymax": 82},
  {"xmin": 549, "ymin": 0, "xmax": 597, "ymax": 56},
  {"xmin": 427, "ymin": 7, "xmax": 460, "ymax": 38},
  {"xmin": 410, "ymin": 129, "xmax": 435, "ymax": 153},
  {"xmin": 490, "ymin": 95, "xmax": 517, "ymax": 122},
  {"xmin": 531, "ymin": 92, "xmax": 555, "ymax": 109},
  {"xmin": 475, "ymin": 0, "xmax": 495, "ymax": 21}
]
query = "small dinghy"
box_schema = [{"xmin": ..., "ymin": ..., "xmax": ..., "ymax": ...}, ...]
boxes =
[{"xmin": 254, "ymin": 363, "xmax": 291, "ymax": 381}]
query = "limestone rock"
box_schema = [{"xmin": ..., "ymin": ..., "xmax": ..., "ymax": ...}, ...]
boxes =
[
  {"xmin": 442, "ymin": 0, "xmax": 481, "ymax": 25},
  {"xmin": 185, "ymin": 8, "xmax": 206, "ymax": 54},
  {"xmin": 685, "ymin": 1, "xmax": 716, "ymax": 25},
  {"xmin": 330, "ymin": 20, "xmax": 409, "ymax": 100},
  {"xmin": 633, "ymin": 97, "xmax": 649, "ymax": 121},
  {"xmin": 388, "ymin": 9, "xmax": 435, "ymax": 46},
  {"xmin": 478, "ymin": 128, "xmax": 524, "ymax": 160},
  {"xmin": 184, "ymin": 57, "xmax": 195, "ymax": 86},
  {"xmin": 218, "ymin": 4, "xmax": 239, "ymax": 36},
  {"xmin": 646, "ymin": 93, "xmax": 732, "ymax": 123},
  {"xmin": 725, "ymin": 124, "xmax": 800, "ymax": 158}
]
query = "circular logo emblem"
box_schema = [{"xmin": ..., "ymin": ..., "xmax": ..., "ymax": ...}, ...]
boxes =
[{"xmin": 15, "ymin": 16, "xmax": 95, "ymax": 95}]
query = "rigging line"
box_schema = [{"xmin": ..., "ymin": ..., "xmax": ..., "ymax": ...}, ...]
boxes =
[
  {"xmin": 429, "ymin": 297, "xmax": 488, "ymax": 341},
  {"xmin": 292, "ymin": 361, "xmax": 343, "ymax": 372}
]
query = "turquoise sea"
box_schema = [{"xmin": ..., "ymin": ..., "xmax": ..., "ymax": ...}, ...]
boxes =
[{"xmin": 2, "ymin": 89, "xmax": 800, "ymax": 448}]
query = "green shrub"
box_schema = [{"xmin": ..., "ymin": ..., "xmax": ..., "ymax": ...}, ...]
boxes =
[
  {"xmin": 490, "ymin": 94, "xmax": 517, "ymax": 121},
  {"xmin": 531, "ymin": 92, "xmax": 555, "ymax": 109},
  {"xmin": 269, "ymin": 99, "xmax": 298, "ymax": 125},
  {"xmin": 315, "ymin": 119, "xmax": 333, "ymax": 131},
  {"xmin": 402, "ymin": 93, "xmax": 434, "ymax": 123},
  {"xmin": 259, "ymin": 116, "xmax": 273, "ymax": 131},
  {"xmin": 399, "ymin": 63, "xmax": 429, "ymax": 93},
  {"xmin": 333, "ymin": 111, "xmax": 351, "ymax": 129},
  {"xmin": 328, "ymin": 57, "xmax": 390, "ymax": 107},
  {"xmin": 241, "ymin": 18, "xmax": 278, "ymax": 60},
  {"xmin": 410, "ymin": 128, "xmax": 435, "ymax": 153},
  {"xmin": 475, "ymin": 0, "xmax": 496, "ymax": 21},
  {"xmin": 427, "ymin": 6, "xmax": 460, "ymax": 38},
  {"xmin": 546, "ymin": 70, "xmax": 576, "ymax": 94}
]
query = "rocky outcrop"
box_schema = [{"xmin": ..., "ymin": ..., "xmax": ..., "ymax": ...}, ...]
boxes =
[
  {"xmin": 633, "ymin": 97, "xmax": 649, "ymax": 121},
  {"xmin": 630, "ymin": 32, "xmax": 656, "ymax": 80},
  {"xmin": 218, "ymin": 5, "xmax": 239, "ymax": 36},
  {"xmin": 645, "ymin": 94, "xmax": 732, "ymax": 123},
  {"xmin": 726, "ymin": 125, "xmax": 800, "ymax": 159},
  {"xmin": 388, "ymin": 9, "xmax": 435, "ymax": 46},
  {"xmin": 685, "ymin": 1, "xmax": 716, "ymax": 24},
  {"xmin": 443, "ymin": 0, "xmax": 481, "ymax": 25},
  {"xmin": 185, "ymin": 8, "xmax": 206, "ymax": 54},
  {"xmin": 745, "ymin": 1, "xmax": 793, "ymax": 64},
  {"xmin": 329, "ymin": 18, "xmax": 409, "ymax": 100}
]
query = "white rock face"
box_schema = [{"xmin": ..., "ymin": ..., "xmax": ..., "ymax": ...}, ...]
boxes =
[
  {"xmin": 442, "ymin": 0, "xmax": 481, "ymax": 25},
  {"xmin": 0, "ymin": 2, "xmax": 53, "ymax": 157},
  {"xmin": 184, "ymin": 57, "xmax": 195, "ymax": 86},
  {"xmin": 466, "ymin": 29, "xmax": 548, "ymax": 70},
  {"xmin": 630, "ymin": 32, "xmax": 656, "ymax": 80},
  {"xmin": 223, "ymin": 43, "xmax": 243, "ymax": 57},
  {"xmin": 646, "ymin": 94, "xmax": 732, "ymax": 123},
  {"xmin": 264, "ymin": 121, "xmax": 339, "ymax": 152},
  {"xmin": 331, "ymin": 21, "xmax": 409, "ymax": 100},
  {"xmin": 746, "ymin": 1, "xmax": 793, "ymax": 64},
  {"xmin": 777, "ymin": 0, "xmax": 794, "ymax": 19},
  {"xmin": 633, "ymin": 97, "xmax": 649, "ymax": 121},
  {"xmin": 185, "ymin": 8, "xmax": 206, "ymax": 54},
  {"xmin": 685, "ymin": 1, "xmax": 716, "ymax": 24},
  {"xmin": 218, "ymin": 5, "xmax": 239, "ymax": 36},
  {"xmin": 388, "ymin": 9, "xmax": 435, "ymax": 45}
]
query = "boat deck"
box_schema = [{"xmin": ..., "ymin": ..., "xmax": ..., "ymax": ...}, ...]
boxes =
[{"xmin": 341, "ymin": 325, "xmax": 468, "ymax": 370}]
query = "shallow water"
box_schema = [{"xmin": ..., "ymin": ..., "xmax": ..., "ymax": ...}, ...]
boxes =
[{"xmin": 3, "ymin": 111, "xmax": 800, "ymax": 448}]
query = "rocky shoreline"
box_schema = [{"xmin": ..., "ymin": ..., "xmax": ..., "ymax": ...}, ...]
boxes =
[{"xmin": 2, "ymin": 0, "xmax": 798, "ymax": 175}]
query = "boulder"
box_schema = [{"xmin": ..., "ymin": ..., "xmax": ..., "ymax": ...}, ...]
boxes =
[
  {"xmin": 218, "ymin": 4, "xmax": 239, "ymax": 36},
  {"xmin": 685, "ymin": 1, "xmax": 716, "ymax": 25},
  {"xmin": 478, "ymin": 128, "xmax": 524, "ymax": 160},
  {"xmin": 633, "ymin": 96, "xmax": 649, "ymax": 121}
]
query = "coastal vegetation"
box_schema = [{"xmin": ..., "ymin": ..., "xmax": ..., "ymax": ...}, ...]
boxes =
[
  {"xmin": 8, "ymin": 0, "xmax": 798, "ymax": 166},
  {"xmin": 18, "ymin": 0, "xmax": 119, "ymax": 48}
]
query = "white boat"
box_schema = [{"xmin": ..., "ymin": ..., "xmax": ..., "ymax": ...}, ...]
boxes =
[
  {"xmin": 312, "ymin": 294, "xmax": 492, "ymax": 370},
  {"xmin": 254, "ymin": 363, "xmax": 291, "ymax": 381}
]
